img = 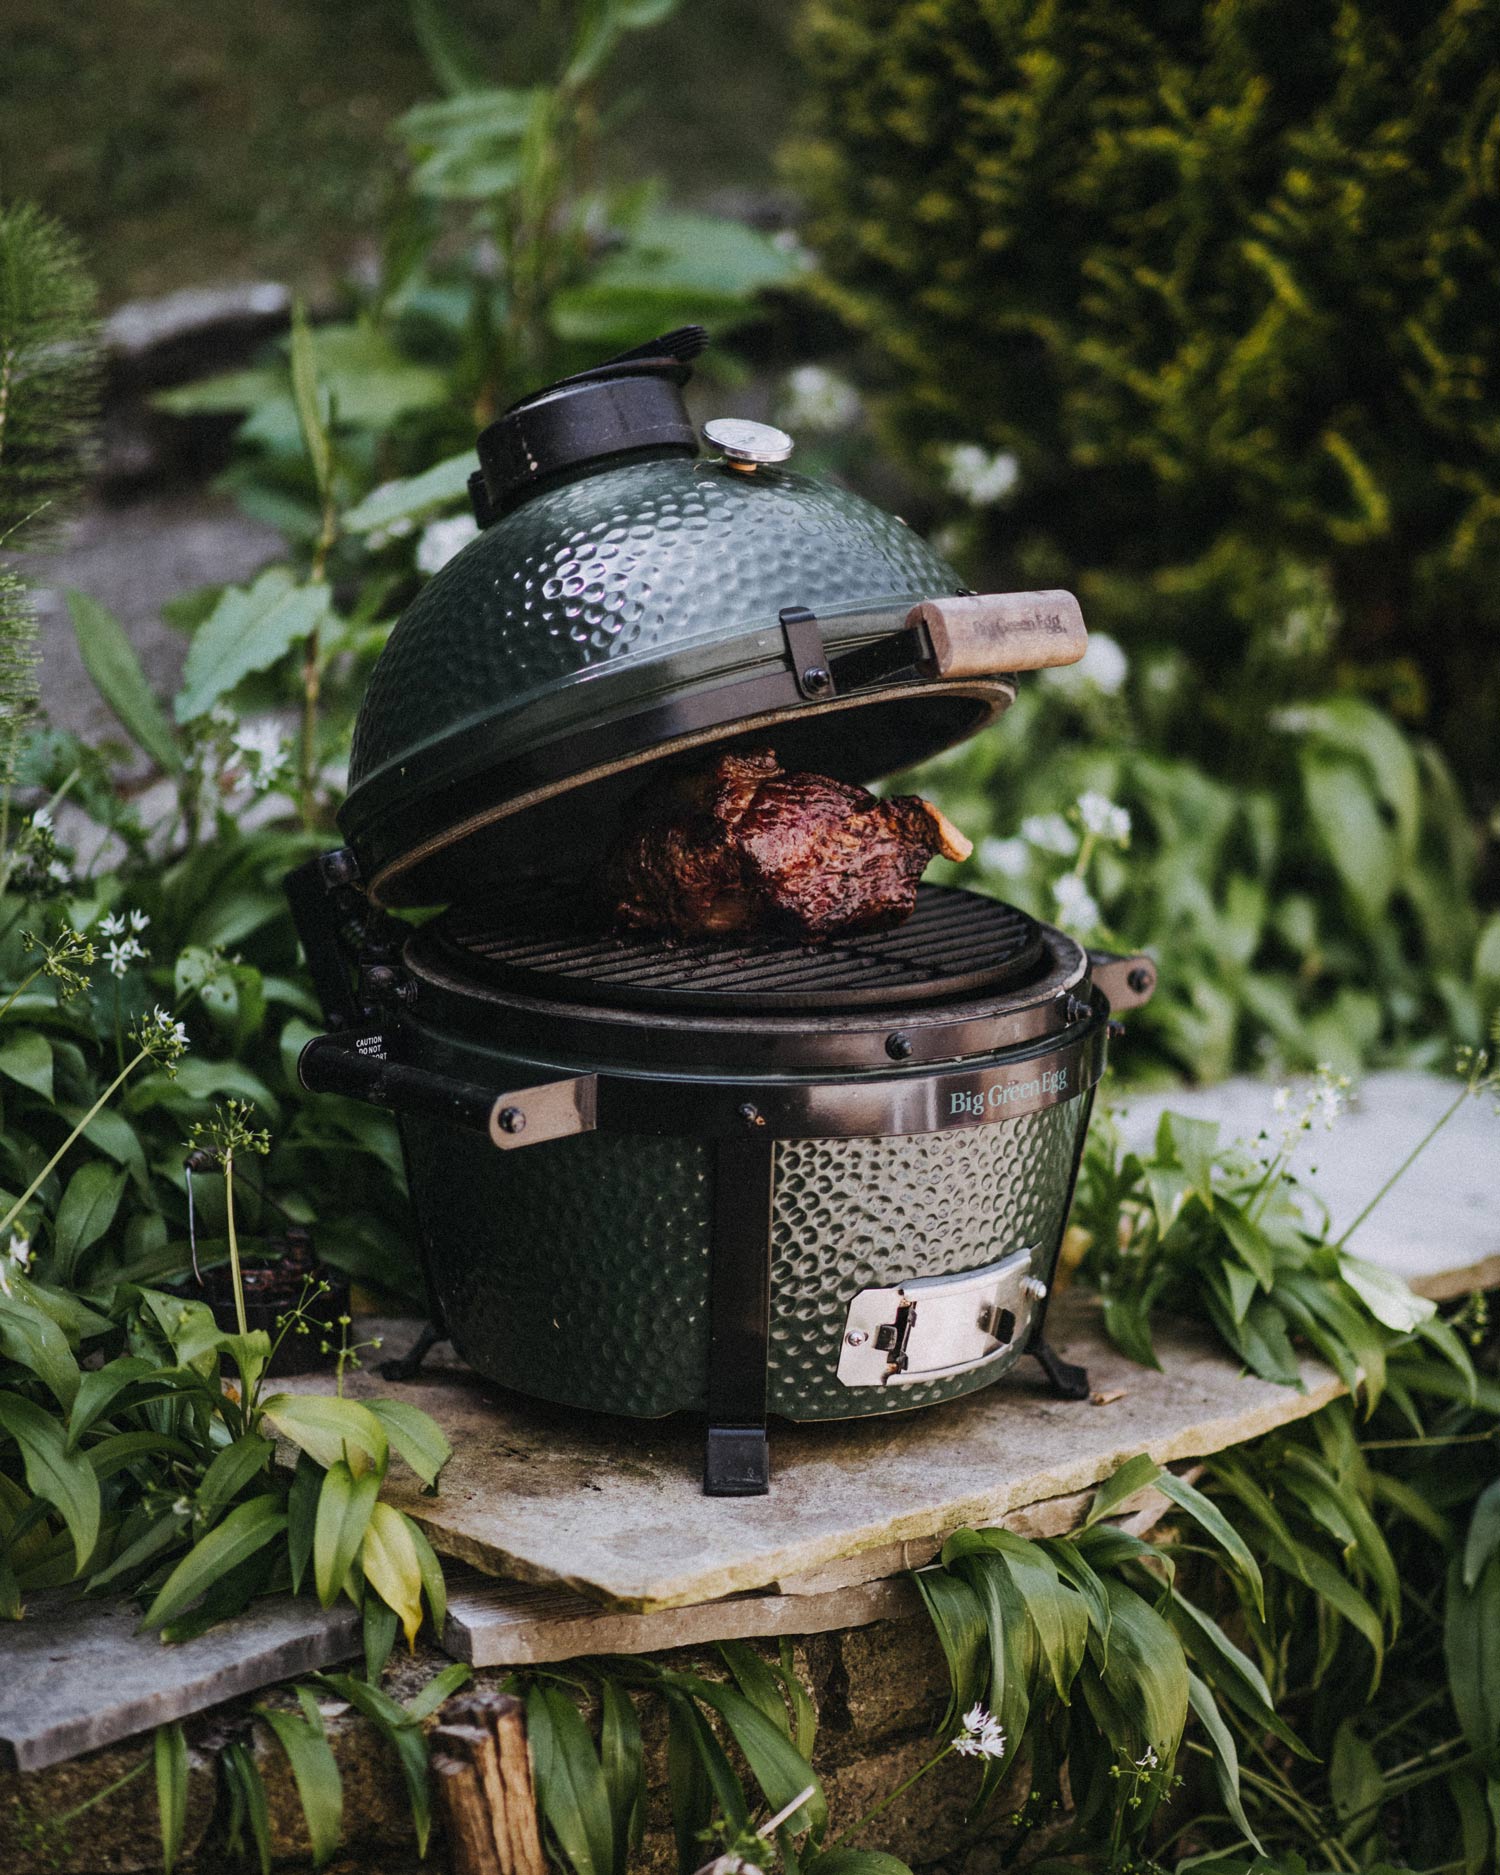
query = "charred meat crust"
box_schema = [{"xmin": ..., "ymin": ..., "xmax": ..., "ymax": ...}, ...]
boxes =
[{"xmin": 606, "ymin": 747, "xmax": 961, "ymax": 941}]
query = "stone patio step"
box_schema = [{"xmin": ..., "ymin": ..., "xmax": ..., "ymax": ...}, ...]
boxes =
[
  {"xmin": 0, "ymin": 1592, "xmax": 359, "ymax": 1774},
  {"xmin": 298, "ymin": 1291, "xmax": 1340, "ymax": 1613}
]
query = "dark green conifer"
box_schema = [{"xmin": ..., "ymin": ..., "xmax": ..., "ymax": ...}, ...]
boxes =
[{"xmin": 789, "ymin": 1, "xmax": 1500, "ymax": 800}]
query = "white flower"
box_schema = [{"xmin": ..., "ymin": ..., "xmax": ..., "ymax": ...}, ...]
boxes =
[
  {"xmin": 1272, "ymin": 1086, "xmax": 1291, "ymax": 1113},
  {"xmin": 104, "ymin": 937, "xmax": 147, "ymax": 978},
  {"xmin": 231, "ymin": 718, "xmax": 292, "ymax": 792},
  {"xmin": 153, "ymin": 1005, "xmax": 189, "ymax": 1048},
  {"xmin": 47, "ymin": 859, "xmax": 70, "ymax": 884},
  {"xmin": 128, "ymin": 908, "xmax": 150, "ymax": 934},
  {"xmin": 979, "ymin": 835, "xmax": 1030, "ymax": 877},
  {"xmin": 1134, "ymin": 1746, "xmax": 1160, "ymax": 1772},
  {"xmin": 1052, "ymin": 872, "xmax": 1102, "ymax": 932},
  {"xmin": 1274, "ymin": 1064, "xmax": 1353, "ymax": 1153},
  {"xmin": 1041, "ymin": 631, "xmax": 1129, "ymax": 698},
  {"xmin": 953, "ymin": 1703, "xmax": 1007, "ymax": 1760},
  {"xmin": 7, "ymin": 1233, "xmax": 32, "ymax": 1270},
  {"xmin": 99, "ymin": 911, "xmax": 127, "ymax": 938},
  {"xmin": 416, "ymin": 513, "xmax": 481, "ymax": 576},
  {"xmin": 781, "ymin": 365, "xmax": 862, "ymax": 433},
  {"xmin": 30, "ymin": 807, "xmax": 53, "ymax": 833},
  {"xmin": 941, "ymin": 443, "xmax": 1020, "ymax": 507},
  {"xmin": 1077, "ymin": 790, "xmax": 1131, "ymax": 844},
  {"xmin": 1021, "ymin": 812, "xmax": 1079, "ymax": 857}
]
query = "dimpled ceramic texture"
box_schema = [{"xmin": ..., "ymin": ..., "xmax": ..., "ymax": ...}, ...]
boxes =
[
  {"xmin": 398, "ymin": 1098, "xmax": 1085, "ymax": 1421},
  {"xmin": 767, "ymin": 1104, "xmax": 1087, "ymax": 1420},
  {"xmin": 348, "ymin": 454, "xmax": 959, "ymax": 790}
]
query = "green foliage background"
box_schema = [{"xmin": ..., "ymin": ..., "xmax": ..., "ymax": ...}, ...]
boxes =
[{"xmin": 789, "ymin": 0, "xmax": 1500, "ymax": 809}]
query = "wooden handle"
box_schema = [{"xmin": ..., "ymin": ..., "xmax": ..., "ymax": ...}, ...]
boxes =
[{"xmin": 908, "ymin": 591, "xmax": 1087, "ymax": 678}]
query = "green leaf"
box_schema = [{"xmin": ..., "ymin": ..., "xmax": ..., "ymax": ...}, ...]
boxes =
[
  {"xmin": 1091, "ymin": 1578, "xmax": 1188, "ymax": 1762},
  {"xmin": 528, "ymin": 1683, "xmax": 616, "ymax": 1875},
  {"xmin": 0, "ymin": 1389, "xmax": 100, "ymax": 1568},
  {"xmin": 259, "ymin": 1392, "xmax": 388, "ymax": 1475},
  {"xmin": 600, "ymin": 1677, "xmax": 645, "ymax": 1874},
  {"xmin": 688, "ymin": 1679, "xmax": 826, "ymax": 1837},
  {"xmin": 287, "ymin": 1451, "xmax": 320, "ymax": 1596},
  {"xmin": 1085, "ymin": 1453, "xmax": 1163, "ymax": 1526},
  {"xmin": 141, "ymin": 1495, "xmax": 286, "ymax": 1631},
  {"xmin": 51, "ymin": 1162, "xmax": 127, "ymax": 1282},
  {"xmin": 1153, "ymin": 1471, "xmax": 1265, "ymax": 1618},
  {"xmin": 68, "ymin": 1356, "xmax": 158, "ymax": 1447},
  {"xmin": 402, "ymin": 1661, "xmax": 472, "ymax": 1725},
  {"xmin": 65, "ymin": 590, "xmax": 182, "ymax": 772},
  {"xmin": 319, "ymin": 1672, "xmax": 434, "ymax": 1857},
  {"xmin": 289, "ymin": 302, "xmax": 332, "ymax": 500},
  {"xmin": 361, "ymin": 1398, "xmax": 451, "ymax": 1489},
  {"xmin": 1330, "ymin": 1718, "xmax": 1383, "ymax": 1847},
  {"xmin": 360, "ymin": 1501, "xmax": 424, "ymax": 1647},
  {"xmin": 1463, "ymin": 1479, "xmax": 1500, "ymax": 1590},
  {"xmin": 155, "ymin": 1721, "xmax": 189, "ymax": 1874},
  {"xmin": 1446, "ymin": 1549, "xmax": 1500, "ymax": 1756},
  {"xmin": 363, "ymin": 1596, "xmax": 399, "ymax": 1682},
  {"xmin": 1215, "ymin": 1198, "xmax": 1276, "ymax": 1290},
  {"xmin": 0, "ymin": 1028, "xmax": 53, "ymax": 1099},
  {"xmin": 1186, "ymin": 1673, "xmax": 1263, "ymax": 1856},
  {"xmin": 1302, "ymin": 750, "xmax": 1396, "ymax": 926},
  {"xmin": 197, "ymin": 1434, "xmax": 274, "ymax": 1524},
  {"xmin": 404, "ymin": 1513, "xmax": 447, "ymax": 1638},
  {"xmin": 259, "ymin": 1690, "xmax": 343, "ymax": 1868},
  {"xmin": 342, "ymin": 453, "xmax": 472, "ymax": 533},
  {"xmin": 174, "ymin": 570, "xmax": 333, "ymax": 723},
  {"xmin": 721, "ymin": 1640, "xmax": 793, "ymax": 1738},
  {"xmin": 1158, "ymin": 1112, "xmax": 1222, "ymax": 1205},
  {"xmin": 1336, "ymin": 1253, "xmax": 1435, "ymax": 1334},
  {"xmin": 223, "ymin": 1740, "xmax": 272, "ymax": 1875},
  {"xmin": 313, "ymin": 1460, "xmax": 379, "ymax": 1608},
  {"xmin": 912, "ymin": 1567, "xmax": 987, "ymax": 1729},
  {"xmin": 0, "ymin": 1296, "xmax": 81, "ymax": 1410}
]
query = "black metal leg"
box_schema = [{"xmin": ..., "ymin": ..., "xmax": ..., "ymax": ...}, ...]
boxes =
[
  {"xmin": 1028, "ymin": 1337, "xmax": 1091, "ymax": 1401},
  {"xmin": 1024, "ymin": 1080, "xmax": 1096, "ymax": 1404},
  {"xmin": 379, "ymin": 1321, "xmax": 446, "ymax": 1382},
  {"xmin": 704, "ymin": 1130, "xmax": 775, "ymax": 1496}
]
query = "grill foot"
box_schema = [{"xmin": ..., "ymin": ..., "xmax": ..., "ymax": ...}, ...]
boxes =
[
  {"xmin": 704, "ymin": 1426, "xmax": 770, "ymax": 1496},
  {"xmin": 1028, "ymin": 1337, "xmax": 1090, "ymax": 1401},
  {"xmin": 379, "ymin": 1322, "xmax": 446, "ymax": 1382}
]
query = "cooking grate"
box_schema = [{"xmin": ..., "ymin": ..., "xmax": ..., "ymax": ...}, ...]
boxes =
[{"xmin": 441, "ymin": 883, "xmax": 1045, "ymax": 1014}]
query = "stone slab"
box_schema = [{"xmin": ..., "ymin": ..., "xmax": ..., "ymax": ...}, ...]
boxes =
[
  {"xmin": 0, "ymin": 1592, "xmax": 360, "ymax": 1773},
  {"xmin": 1115, "ymin": 1071, "xmax": 1500, "ymax": 1300},
  {"xmin": 443, "ymin": 1473, "xmax": 1187, "ymax": 1665},
  {"xmin": 293, "ymin": 1292, "xmax": 1339, "ymax": 1613}
]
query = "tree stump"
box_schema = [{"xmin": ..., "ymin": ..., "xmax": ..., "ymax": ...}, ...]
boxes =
[{"xmin": 431, "ymin": 1691, "xmax": 545, "ymax": 1875}]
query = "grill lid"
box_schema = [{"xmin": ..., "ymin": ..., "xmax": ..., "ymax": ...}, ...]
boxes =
[{"xmin": 339, "ymin": 334, "xmax": 1069, "ymax": 910}]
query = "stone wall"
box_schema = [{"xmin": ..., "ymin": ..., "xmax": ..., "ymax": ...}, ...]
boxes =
[{"xmin": 0, "ymin": 1612, "xmax": 1041, "ymax": 1875}]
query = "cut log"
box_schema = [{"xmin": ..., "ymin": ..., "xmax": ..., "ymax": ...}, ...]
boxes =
[{"xmin": 435, "ymin": 1692, "xmax": 546, "ymax": 1875}]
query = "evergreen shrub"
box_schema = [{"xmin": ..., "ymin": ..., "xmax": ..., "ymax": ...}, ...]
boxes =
[{"xmin": 789, "ymin": 0, "xmax": 1500, "ymax": 803}]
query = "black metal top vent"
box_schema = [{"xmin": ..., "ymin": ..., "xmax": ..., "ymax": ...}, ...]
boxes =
[{"xmin": 439, "ymin": 884, "xmax": 1045, "ymax": 1015}]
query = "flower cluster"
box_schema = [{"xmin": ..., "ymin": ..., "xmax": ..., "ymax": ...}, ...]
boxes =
[
  {"xmin": 230, "ymin": 718, "xmax": 292, "ymax": 795},
  {"xmin": 941, "ymin": 442, "xmax": 1020, "ymax": 507},
  {"xmin": 10, "ymin": 807, "xmax": 72, "ymax": 897},
  {"xmin": 1052, "ymin": 871, "xmax": 1102, "ymax": 934},
  {"xmin": 131, "ymin": 1004, "xmax": 189, "ymax": 1075},
  {"xmin": 186, "ymin": 1097, "xmax": 271, "ymax": 1167},
  {"xmin": 1040, "ymin": 630, "xmax": 1130, "ymax": 699},
  {"xmin": 1270, "ymin": 1063, "xmax": 1352, "ymax": 1153},
  {"xmin": 99, "ymin": 907, "xmax": 151, "ymax": 977},
  {"xmin": 780, "ymin": 364, "xmax": 862, "ymax": 433},
  {"xmin": 1020, "ymin": 812, "xmax": 1078, "ymax": 858},
  {"xmin": 21, "ymin": 924, "xmax": 96, "ymax": 1000},
  {"xmin": 1077, "ymin": 790, "xmax": 1132, "ymax": 845},
  {"xmin": 953, "ymin": 1702, "xmax": 1007, "ymax": 1760}
]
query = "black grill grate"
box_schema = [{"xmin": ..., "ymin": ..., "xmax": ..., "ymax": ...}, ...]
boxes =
[{"xmin": 441, "ymin": 884, "xmax": 1045, "ymax": 1013}]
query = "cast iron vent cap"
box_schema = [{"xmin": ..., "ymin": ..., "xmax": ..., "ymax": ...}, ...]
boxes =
[{"xmin": 472, "ymin": 327, "xmax": 707, "ymax": 520}]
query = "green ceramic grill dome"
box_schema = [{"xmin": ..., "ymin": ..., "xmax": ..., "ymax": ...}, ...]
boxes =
[{"xmin": 337, "ymin": 334, "xmax": 1008, "ymax": 905}]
